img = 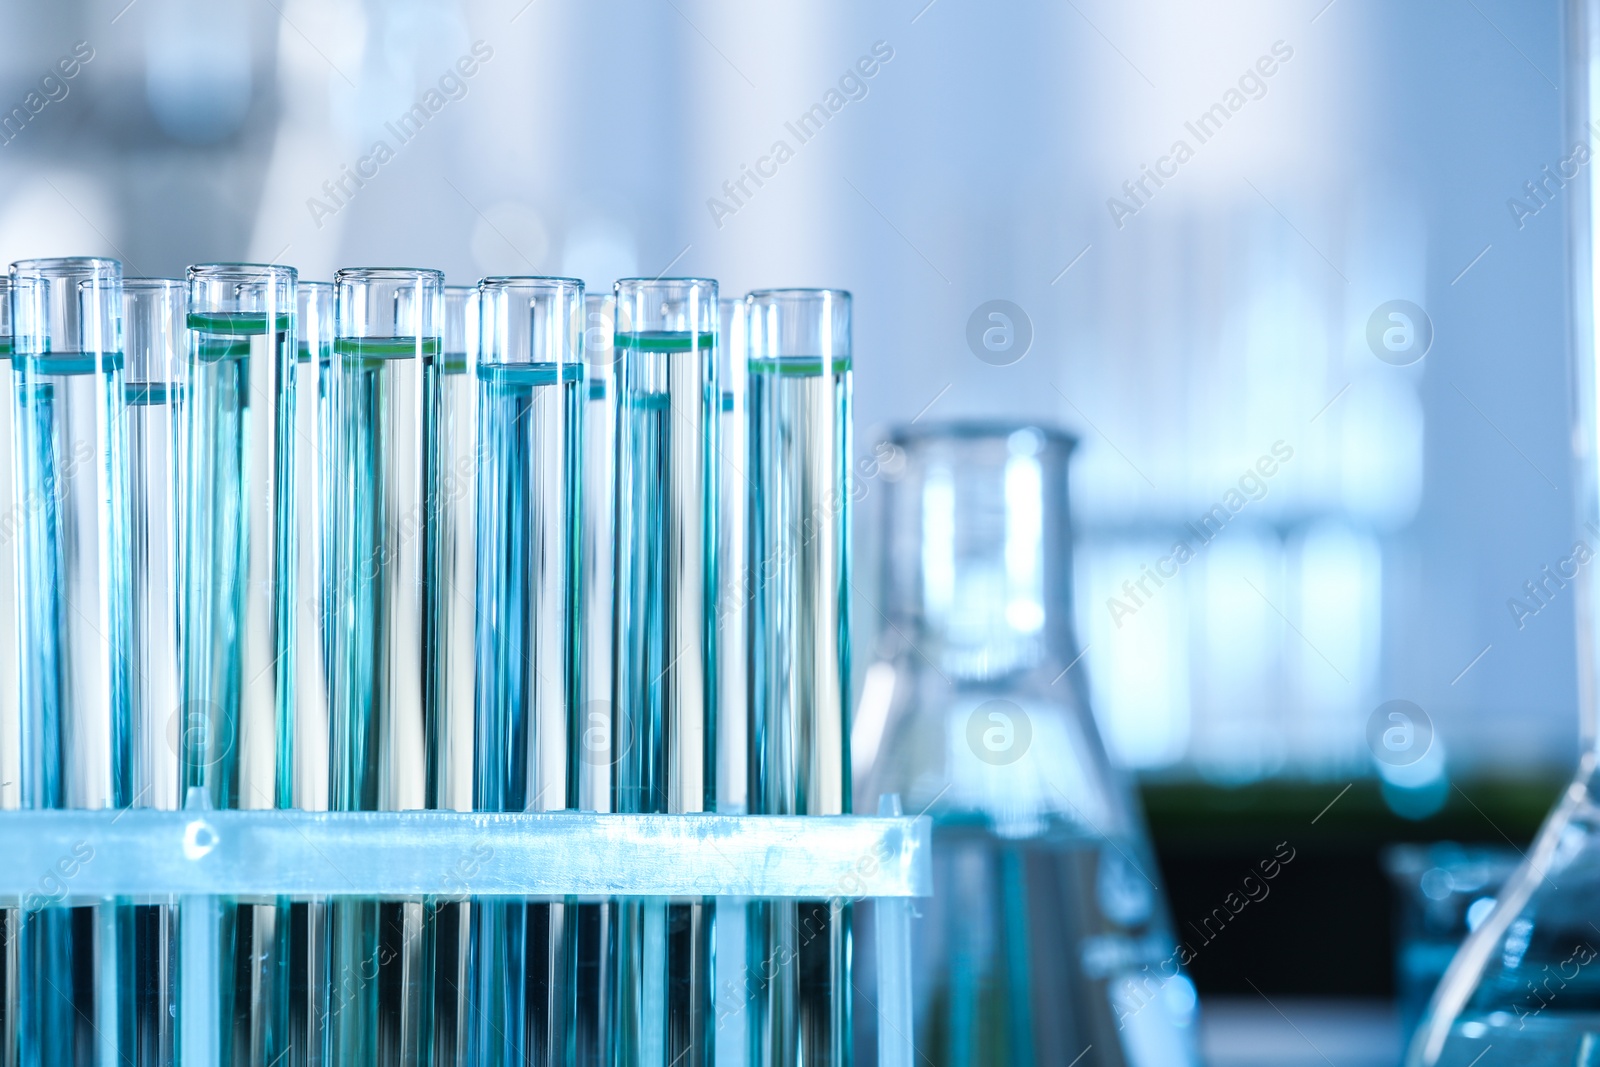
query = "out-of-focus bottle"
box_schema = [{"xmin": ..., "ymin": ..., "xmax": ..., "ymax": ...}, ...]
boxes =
[{"xmin": 853, "ymin": 422, "xmax": 1201, "ymax": 1067}]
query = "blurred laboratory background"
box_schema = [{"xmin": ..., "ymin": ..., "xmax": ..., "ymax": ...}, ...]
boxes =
[{"xmin": 0, "ymin": 0, "xmax": 1572, "ymax": 1063}]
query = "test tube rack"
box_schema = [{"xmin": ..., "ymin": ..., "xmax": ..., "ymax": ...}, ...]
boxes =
[{"xmin": 0, "ymin": 794, "xmax": 929, "ymax": 1067}]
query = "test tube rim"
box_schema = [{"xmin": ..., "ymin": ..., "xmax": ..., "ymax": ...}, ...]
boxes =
[
  {"xmin": 744, "ymin": 286, "xmax": 853, "ymax": 302},
  {"xmin": 333, "ymin": 265, "xmax": 445, "ymax": 284},
  {"xmin": 9, "ymin": 255, "xmax": 121, "ymax": 279},
  {"xmin": 614, "ymin": 276, "xmax": 718, "ymax": 289},
  {"xmin": 479, "ymin": 275, "xmax": 584, "ymax": 292},
  {"xmin": 187, "ymin": 262, "xmax": 299, "ymax": 281}
]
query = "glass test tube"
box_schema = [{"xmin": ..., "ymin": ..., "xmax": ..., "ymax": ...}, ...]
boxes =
[
  {"xmin": 288, "ymin": 279, "xmax": 333, "ymax": 1066},
  {"xmin": 183, "ymin": 263, "xmax": 298, "ymax": 1065},
  {"xmin": 427, "ymin": 284, "xmax": 479, "ymax": 1067},
  {"xmin": 470, "ymin": 277, "xmax": 584, "ymax": 1065},
  {"xmin": 573, "ymin": 291, "xmax": 617, "ymax": 1067},
  {"xmin": 123, "ymin": 279, "xmax": 186, "ymax": 1067},
  {"xmin": 717, "ymin": 296, "xmax": 749, "ymax": 812},
  {"xmin": 10, "ymin": 256, "xmax": 128, "ymax": 1065},
  {"xmin": 745, "ymin": 289, "xmax": 853, "ymax": 1067},
  {"xmin": 0, "ymin": 276, "xmax": 15, "ymax": 1066},
  {"xmin": 326, "ymin": 267, "xmax": 442, "ymax": 1063},
  {"xmin": 714, "ymin": 296, "xmax": 750, "ymax": 1060},
  {"xmin": 293, "ymin": 279, "xmax": 334, "ymax": 815},
  {"xmin": 612, "ymin": 277, "xmax": 718, "ymax": 1067}
]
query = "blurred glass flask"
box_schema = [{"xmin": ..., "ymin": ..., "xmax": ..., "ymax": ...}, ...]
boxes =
[
  {"xmin": 853, "ymin": 423, "xmax": 1200, "ymax": 1067},
  {"xmin": 1407, "ymin": 0, "xmax": 1600, "ymax": 1062}
]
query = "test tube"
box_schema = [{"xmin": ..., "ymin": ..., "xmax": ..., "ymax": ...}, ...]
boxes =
[
  {"xmin": 182, "ymin": 263, "xmax": 298, "ymax": 1063},
  {"xmin": 325, "ymin": 266, "xmax": 442, "ymax": 1062},
  {"xmin": 123, "ymin": 279, "xmax": 186, "ymax": 1066},
  {"xmin": 0, "ymin": 275, "xmax": 15, "ymax": 1065},
  {"xmin": 717, "ymin": 295, "xmax": 749, "ymax": 812},
  {"xmin": 470, "ymin": 276, "xmax": 584, "ymax": 1064},
  {"xmin": 571, "ymin": 291, "xmax": 618, "ymax": 1067},
  {"xmin": 10, "ymin": 255, "xmax": 128, "ymax": 1065},
  {"xmin": 292, "ymin": 279, "xmax": 333, "ymax": 815},
  {"xmin": 428, "ymin": 284, "xmax": 479, "ymax": 1067},
  {"xmin": 612, "ymin": 277, "xmax": 718, "ymax": 1067},
  {"xmin": 745, "ymin": 289, "xmax": 853, "ymax": 1067},
  {"xmin": 288, "ymin": 279, "xmax": 333, "ymax": 1064},
  {"xmin": 714, "ymin": 296, "xmax": 750, "ymax": 1060}
]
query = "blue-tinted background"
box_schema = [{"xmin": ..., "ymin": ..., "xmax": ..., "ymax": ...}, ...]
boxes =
[{"xmin": 0, "ymin": 0, "xmax": 1575, "ymax": 793}]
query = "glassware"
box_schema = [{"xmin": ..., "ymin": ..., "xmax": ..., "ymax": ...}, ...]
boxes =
[
  {"xmin": 713, "ymin": 295, "xmax": 750, "ymax": 1063},
  {"xmin": 0, "ymin": 275, "xmax": 15, "ymax": 1064},
  {"xmin": 611, "ymin": 277, "xmax": 719, "ymax": 1067},
  {"xmin": 744, "ymin": 288, "xmax": 853, "ymax": 1067},
  {"xmin": 292, "ymin": 279, "xmax": 334, "ymax": 816},
  {"xmin": 853, "ymin": 423, "xmax": 1201, "ymax": 1067},
  {"xmin": 1407, "ymin": 1, "xmax": 1600, "ymax": 1060},
  {"xmin": 289, "ymin": 278, "xmax": 333, "ymax": 1065},
  {"xmin": 574, "ymin": 290, "xmax": 618, "ymax": 1067},
  {"xmin": 718, "ymin": 295, "xmax": 750, "ymax": 815},
  {"xmin": 182, "ymin": 263, "xmax": 299, "ymax": 1065},
  {"xmin": 0, "ymin": 276, "xmax": 15, "ymax": 814},
  {"xmin": 469, "ymin": 276, "xmax": 585, "ymax": 1065},
  {"xmin": 9, "ymin": 255, "xmax": 129, "ymax": 1065},
  {"xmin": 325, "ymin": 266, "xmax": 443, "ymax": 1063},
  {"xmin": 1383, "ymin": 844, "xmax": 1520, "ymax": 1044},
  {"xmin": 428, "ymin": 284, "xmax": 479, "ymax": 1067},
  {"xmin": 123, "ymin": 278, "xmax": 186, "ymax": 1065}
]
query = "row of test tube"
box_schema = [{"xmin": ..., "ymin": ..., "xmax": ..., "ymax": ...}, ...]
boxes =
[{"xmin": 0, "ymin": 259, "xmax": 854, "ymax": 1067}]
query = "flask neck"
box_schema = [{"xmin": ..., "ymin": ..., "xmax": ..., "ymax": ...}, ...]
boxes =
[{"xmin": 881, "ymin": 424, "xmax": 1081, "ymax": 684}]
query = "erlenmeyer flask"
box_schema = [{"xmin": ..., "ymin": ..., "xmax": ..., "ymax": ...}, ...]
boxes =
[
  {"xmin": 1406, "ymin": 1, "xmax": 1600, "ymax": 1062},
  {"xmin": 853, "ymin": 422, "xmax": 1200, "ymax": 1067}
]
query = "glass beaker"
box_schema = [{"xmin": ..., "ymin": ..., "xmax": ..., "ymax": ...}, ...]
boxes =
[
  {"xmin": 469, "ymin": 276, "xmax": 585, "ymax": 1065},
  {"xmin": 853, "ymin": 422, "xmax": 1200, "ymax": 1067},
  {"xmin": 744, "ymin": 288, "xmax": 853, "ymax": 1067},
  {"xmin": 1406, "ymin": 1, "xmax": 1600, "ymax": 1061}
]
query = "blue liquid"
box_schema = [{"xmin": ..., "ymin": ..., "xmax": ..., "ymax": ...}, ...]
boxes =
[
  {"xmin": 612, "ymin": 330, "xmax": 718, "ymax": 1067},
  {"xmin": 324, "ymin": 335, "xmax": 440, "ymax": 1063},
  {"xmin": 470, "ymin": 359, "xmax": 583, "ymax": 1064},
  {"xmin": 426, "ymin": 349, "xmax": 476, "ymax": 1066},
  {"xmin": 745, "ymin": 355, "xmax": 854, "ymax": 1067},
  {"xmin": 182, "ymin": 313, "xmax": 299, "ymax": 1065},
  {"xmin": 12, "ymin": 351, "xmax": 131, "ymax": 1064}
]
